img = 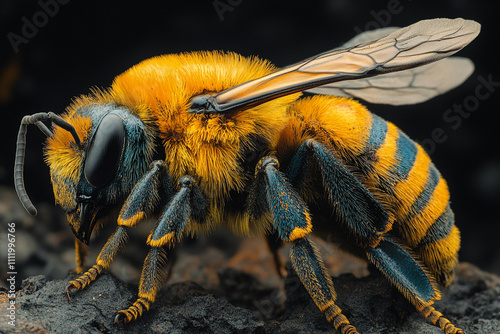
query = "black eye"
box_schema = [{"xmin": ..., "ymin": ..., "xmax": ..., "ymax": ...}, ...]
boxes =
[{"xmin": 84, "ymin": 113, "xmax": 125, "ymax": 188}]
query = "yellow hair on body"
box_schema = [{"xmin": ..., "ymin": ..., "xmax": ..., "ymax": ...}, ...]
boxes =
[
  {"xmin": 393, "ymin": 146, "xmax": 431, "ymax": 219},
  {"xmin": 398, "ymin": 178, "xmax": 450, "ymax": 247},
  {"xmin": 278, "ymin": 96, "xmax": 372, "ymax": 161},
  {"xmin": 419, "ymin": 225, "xmax": 460, "ymax": 287},
  {"xmin": 60, "ymin": 51, "xmax": 299, "ymax": 236}
]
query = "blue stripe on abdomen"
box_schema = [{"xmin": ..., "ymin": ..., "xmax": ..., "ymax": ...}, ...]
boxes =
[
  {"xmin": 367, "ymin": 114, "xmax": 388, "ymax": 151},
  {"xmin": 406, "ymin": 162, "xmax": 440, "ymax": 219},
  {"xmin": 393, "ymin": 130, "xmax": 418, "ymax": 180},
  {"xmin": 417, "ymin": 204, "xmax": 454, "ymax": 247},
  {"xmin": 355, "ymin": 114, "xmax": 388, "ymax": 175}
]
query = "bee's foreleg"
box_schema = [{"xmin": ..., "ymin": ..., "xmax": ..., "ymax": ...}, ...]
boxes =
[
  {"xmin": 118, "ymin": 160, "xmax": 175, "ymax": 228},
  {"xmin": 147, "ymin": 175, "xmax": 206, "ymax": 247},
  {"xmin": 252, "ymin": 156, "xmax": 358, "ymax": 334},
  {"xmin": 66, "ymin": 226, "xmax": 128, "ymax": 301},
  {"xmin": 66, "ymin": 160, "xmax": 174, "ymax": 303},
  {"xmin": 115, "ymin": 174, "xmax": 207, "ymax": 327}
]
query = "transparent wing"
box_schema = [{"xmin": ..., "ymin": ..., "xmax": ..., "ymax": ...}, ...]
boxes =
[
  {"xmin": 340, "ymin": 27, "xmax": 401, "ymax": 48},
  {"xmin": 306, "ymin": 57, "xmax": 474, "ymax": 105},
  {"xmin": 189, "ymin": 18, "xmax": 480, "ymax": 114},
  {"xmin": 306, "ymin": 27, "xmax": 475, "ymax": 105}
]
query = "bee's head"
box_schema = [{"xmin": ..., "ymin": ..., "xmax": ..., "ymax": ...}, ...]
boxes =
[{"xmin": 15, "ymin": 104, "xmax": 154, "ymax": 245}]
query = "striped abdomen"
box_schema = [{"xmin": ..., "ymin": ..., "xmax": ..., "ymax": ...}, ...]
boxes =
[
  {"xmin": 360, "ymin": 113, "xmax": 459, "ymax": 286},
  {"xmin": 280, "ymin": 95, "xmax": 459, "ymax": 286}
]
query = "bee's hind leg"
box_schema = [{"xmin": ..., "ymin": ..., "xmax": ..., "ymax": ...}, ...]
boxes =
[
  {"xmin": 365, "ymin": 239, "xmax": 465, "ymax": 333},
  {"xmin": 286, "ymin": 139, "xmax": 464, "ymax": 334}
]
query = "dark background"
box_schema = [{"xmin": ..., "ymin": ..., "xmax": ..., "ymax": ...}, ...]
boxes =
[{"xmin": 1, "ymin": 0, "xmax": 499, "ymax": 282}]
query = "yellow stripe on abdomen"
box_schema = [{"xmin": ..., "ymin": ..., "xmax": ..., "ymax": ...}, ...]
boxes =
[
  {"xmin": 393, "ymin": 145, "xmax": 431, "ymax": 219},
  {"xmin": 397, "ymin": 174, "xmax": 449, "ymax": 248}
]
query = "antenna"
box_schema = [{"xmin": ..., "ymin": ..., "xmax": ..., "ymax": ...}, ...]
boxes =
[{"xmin": 14, "ymin": 112, "xmax": 82, "ymax": 216}]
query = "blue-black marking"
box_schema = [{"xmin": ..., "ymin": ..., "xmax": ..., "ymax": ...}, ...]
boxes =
[
  {"xmin": 417, "ymin": 204, "xmax": 454, "ymax": 247},
  {"xmin": 353, "ymin": 114, "xmax": 388, "ymax": 175},
  {"xmin": 367, "ymin": 238, "xmax": 436, "ymax": 303},
  {"xmin": 393, "ymin": 130, "xmax": 418, "ymax": 180},
  {"xmin": 406, "ymin": 162, "xmax": 440, "ymax": 220},
  {"xmin": 367, "ymin": 114, "xmax": 388, "ymax": 152},
  {"xmin": 152, "ymin": 186, "xmax": 191, "ymax": 241},
  {"xmin": 263, "ymin": 161, "xmax": 310, "ymax": 241},
  {"xmin": 290, "ymin": 237, "xmax": 334, "ymax": 305}
]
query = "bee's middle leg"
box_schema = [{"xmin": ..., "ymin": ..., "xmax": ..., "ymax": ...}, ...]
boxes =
[
  {"xmin": 290, "ymin": 236, "xmax": 358, "ymax": 334},
  {"xmin": 250, "ymin": 155, "xmax": 358, "ymax": 334}
]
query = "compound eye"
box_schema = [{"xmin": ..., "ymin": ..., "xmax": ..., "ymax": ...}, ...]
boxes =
[{"xmin": 84, "ymin": 113, "xmax": 125, "ymax": 188}]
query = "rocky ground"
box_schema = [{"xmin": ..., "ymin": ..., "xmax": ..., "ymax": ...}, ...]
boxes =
[
  {"xmin": 1, "ymin": 262, "xmax": 499, "ymax": 334},
  {"xmin": 1, "ymin": 186, "xmax": 500, "ymax": 334}
]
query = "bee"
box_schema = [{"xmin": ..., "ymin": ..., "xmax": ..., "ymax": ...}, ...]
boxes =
[{"xmin": 15, "ymin": 18, "xmax": 480, "ymax": 334}]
